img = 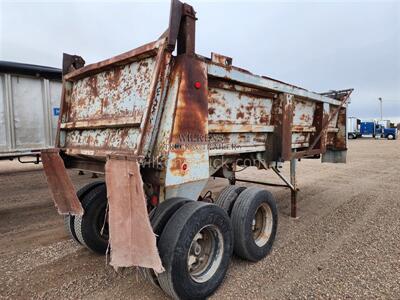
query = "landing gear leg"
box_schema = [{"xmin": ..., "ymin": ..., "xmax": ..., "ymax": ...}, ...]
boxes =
[{"xmin": 290, "ymin": 157, "xmax": 297, "ymax": 218}]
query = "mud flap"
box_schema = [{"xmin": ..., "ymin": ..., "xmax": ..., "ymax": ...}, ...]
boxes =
[
  {"xmin": 105, "ymin": 156, "xmax": 164, "ymax": 273},
  {"xmin": 41, "ymin": 149, "xmax": 83, "ymax": 216}
]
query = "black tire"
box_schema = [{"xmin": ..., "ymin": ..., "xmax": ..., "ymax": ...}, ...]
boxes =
[
  {"xmin": 143, "ymin": 197, "xmax": 192, "ymax": 287},
  {"xmin": 158, "ymin": 202, "xmax": 233, "ymax": 300},
  {"xmin": 231, "ymin": 187, "xmax": 278, "ymax": 262},
  {"xmin": 348, "ymin": 133, "xmax": 355, "ymax": 139},
  {"xmin": 74, "ymin": 184, "xmax": 108, "ymax": 254},
  {"xmin": 215, "ymin": 185, "xmax": 246, "ymax": 216},
  {"xmin": 64, "ymin": 181, "xmax": 105, "ymax": 244}
]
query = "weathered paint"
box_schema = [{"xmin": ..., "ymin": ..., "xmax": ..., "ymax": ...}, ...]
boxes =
[
  {"xmin": 68, "ymin": 57, "xmax": 156, "ymax": 122},
  {"xmin": 208, "ymin": 87, "xmax": 273, "ymax": 127},
  {"xmin": 207, "ymin": 63, "xmax": 343, "ymax": 106},
  {"xmin": 164, "ymin": 56, "xmax": 209, "ymax": 190},
  {"xmin": 292, "ymin": 99, "xmax": 315, "ymax": 127}
]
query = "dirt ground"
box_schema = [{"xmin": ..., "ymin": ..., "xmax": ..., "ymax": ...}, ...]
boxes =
[{"xmin": 0, "ymin": 138, "xmax": 399, "ymax": 299}]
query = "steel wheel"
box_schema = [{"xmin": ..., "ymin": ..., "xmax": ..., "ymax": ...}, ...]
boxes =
[
  {"xmin": 252, "ymin": 203, "xmax": 273, "ymax": 247},
  {"xmin": 188, "ymin": 225, "xmax": 224, "ymax": 283}
]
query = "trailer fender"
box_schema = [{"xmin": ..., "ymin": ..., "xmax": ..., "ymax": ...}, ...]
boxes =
[{"xmin": 41, "ymin": 149, "xmax": 83, "ymax": 216}]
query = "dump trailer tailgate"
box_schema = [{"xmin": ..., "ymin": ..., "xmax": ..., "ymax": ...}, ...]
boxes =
[{"xmin": 58, "ymin": 40, "xmax": 170, "ymax": 158}]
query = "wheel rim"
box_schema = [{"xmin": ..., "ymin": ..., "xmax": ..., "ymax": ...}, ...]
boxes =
[
  {"xmin": 252, "ymin": 203, "xmax": 273, "ymax": 247},
  {"xmin": 187, "ymin": 225, "xmax": 224, "ymax": 283}
]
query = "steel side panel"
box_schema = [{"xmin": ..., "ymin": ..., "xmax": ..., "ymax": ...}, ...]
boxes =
[
  {"xmin": 207, "ymin": 63, "xmax": 342, "ymax": 106},
  {"xmin": 63, "ymin": 128, "xmax": 140, "ymax": 152},
  {"xmin": 62, "ymin": 57, "xmax": 158, "ymax": 154},
  {"xmin": 0, "ymin": 74, "xmax": 62, "ymax": 155},
  {"xmin": 0, "ymin": 75, "xmax": 6, "ymax": 150},
  {"xmin": 293, "ymin": 99, "xmax": 315, "ymax": 127},
  {"xmin": 67, "ymin": 57, "xmax": 156, "ymax": 121},
  {"xmin": 208, "ymin": 87, "xmax": 273, "ymax": 126},
  {"xmin": 207, "ymin": 85, "xmax": 272, "ymax": 156},
  {"xmin": 12, "ymin": 76, "xmax": 46, "ymax": 149},
  {"xmin": 164, "ymin": 57, "xmax": 209, "ymax": 188}
]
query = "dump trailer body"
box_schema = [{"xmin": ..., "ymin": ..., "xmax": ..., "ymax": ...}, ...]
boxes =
[
  {"xmin": 41, "ymin": 0, "xmax": 353, "ymax": 296},
  {"xmin": 56, "ymin": 48, "xmax": 351, "ymax": 193},
  {"xmin": 0, "ymin": 62, "xmax": 62, "ymax": 160}
]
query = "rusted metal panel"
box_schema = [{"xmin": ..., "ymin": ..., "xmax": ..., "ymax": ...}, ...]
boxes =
[
  {"xmin": 292, "ymin": 132, "xmax": 309, "ymax": 148},
  {"xmin": 331, "ymin": 107, "xmax": 347, "ymax": 150},
  {"xmin": 292, "ymin": 99, "xmax": 315, "ymax": 127},
  {"xmin": 177, "ymin": 3, "xmax": 196, "ymax": 55},
  {"xmin": 57, "ymin": 40, "xmax": 172, "ymax": 159},
  {"xmin": 207, "ymin": 63, "xmax": 343, "ymax": 106},
  {"xmin": 137, "ymin": 41, "xmax": 171, "ymax": 157},
  {"xmin": 41, "ymin": 149, "xmax": 83, "ymax": 215},
  {"xmin": 211, "ymin": 52, "xmax": 232, "ymax": 66},
  {"xmin": 328, "ymin": 104, "xmax": 340, "ymax": 128},
  {"xmin": 67, "ymin": 57, "xmax": 156, "ymax": 122},
  {"xmin": 105, "ymin": 157, "xmax": 164, "ymax": 272},
  {"xmin": 164, "ymin": 56, "xmax": 209, "ymax": 189},
  {"xmin": 281, "ymin": 94, "xmax": 294, "ymax": 161},
  {"xmin": 64, "ymin": 40, "xmax": 159, "ymax": 81},
  {"xmin": 208, "ymin": 132, "xmax": 267, "ymax": 156},
  {"xmin": 302, "ymin": 90, "xmax": 352, "ymax": 158},
  {"xmin": 63, "ymin": 128, "xmax": 140, "ymax": 154},
  {"xmin": 208, "ymin": 87, "xmax": 273, "ymax": 129}
]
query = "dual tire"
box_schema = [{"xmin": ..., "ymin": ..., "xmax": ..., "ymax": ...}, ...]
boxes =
[
  {"xmin": 149, "ymin": 186, "xmax": 277, "ymax": 299},
  {"xmin": 216, "ymin": 185, "xmax": 278, "ymax": 261},
  {"xmin": 64, "ymin": 181, "xmax": 109, "ymax": 254},
  {"xmin": 65, "ymin": 182, "xmax": 277, "ymax": 299}
]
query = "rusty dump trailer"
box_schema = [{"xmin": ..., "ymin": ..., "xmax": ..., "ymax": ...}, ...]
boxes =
[{"xmin": 41, "ymin": 1, "xmax": 353, "ymax": 299}]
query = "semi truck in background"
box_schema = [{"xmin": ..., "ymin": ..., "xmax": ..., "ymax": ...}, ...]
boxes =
[
  {"xmin": 0, "ymin": 61, "xmax": 62, "ymax": 162},
  {"xmin": 359, "ymin": 121, "xmax": 397, "ymax": 140},
  {"xmin": 347, "ymin": 117, "xmax": 397, "ymax": 140}
]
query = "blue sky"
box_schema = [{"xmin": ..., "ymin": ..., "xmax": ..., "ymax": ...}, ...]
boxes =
[{"xmin": 1, "ymin": 0, "xmax": 399, "ymax": 122}]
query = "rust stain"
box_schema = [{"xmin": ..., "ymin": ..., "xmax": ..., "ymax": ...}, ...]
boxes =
[
  {"xmin": 299, "ymin": 113, "xmax": 312, "ymax": 123},
  {"xmin": 259, "ymin": 114, "xmax": 270, "ymax": 124},
  {"xmin": 236, "ymin": 111, "xmax": 244, "ymax": 119},
  {"xmin": 170, "ymin": 56, "xmax": 208, "ymax": 144},
  {"xmin": 208, "ymin": 107, "xmax": 215, "ymax": 115},
  {"xmin": 169, "ymin": 156, "xmax": 188, "ymax": 176},
  {"xmin": 105, "ymin": 67, "xmax": 122, "ymax": 90},
  {"xmin": 87, "ymin": 76, "xmax": 98, "ymax": 98}
]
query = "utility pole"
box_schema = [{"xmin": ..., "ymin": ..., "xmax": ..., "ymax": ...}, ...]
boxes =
[{"xmin": 378, "ymin": 97, "xmax": 383, "ymax": 120}]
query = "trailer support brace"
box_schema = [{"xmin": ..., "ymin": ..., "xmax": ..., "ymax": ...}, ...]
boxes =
[{"xmin": 290, "ymin": 157, "xmax": 297, "ymax": 218}]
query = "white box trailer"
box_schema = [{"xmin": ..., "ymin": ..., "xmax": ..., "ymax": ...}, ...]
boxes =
[
  {"xmin": 347, "ymin": 116, "xmax": 361, "ymax": 139},
  {"xmin": 0, "ymin": 61, "xmax": 62, "ymax": 162}
]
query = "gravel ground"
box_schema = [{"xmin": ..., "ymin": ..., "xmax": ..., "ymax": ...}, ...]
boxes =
[{"xmin": 0, "ymin": 138, "xmax": 399, "ymax": 299}]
